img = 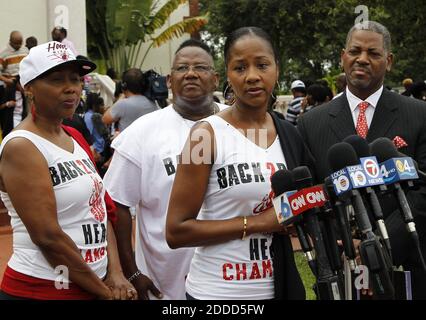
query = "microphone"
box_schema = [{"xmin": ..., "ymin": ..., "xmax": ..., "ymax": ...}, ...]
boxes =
[
  {"xmin": 327, "ymin": 142, "xmax": 375, "ymax": 237},
  {"xmin": 327, "ymin": 142, "xmax": 395, "ymax": 299},
  {"xmin": 271, "ymin": 169, "xmax": 317, "ymax": 277},
  {"xmin": 271, "ymin": 169, "xmax": 301, "ymax": 225},
  {"xmin": 324, "ymin": 176, "xmax": 357, "ymax": 270},
  {"xmin": 343, "ymin": 135, "xmax": 393, "ymax": 263},
  {"xmin": 370, "ymin": 137, "xmax": 426, "ymax": 181},
  {"xmin": 324, "ymin": 176, "xmax": 357, "ymax": 300},
  {"xmin": 370, "ymin": 137, "xmax": 426, "ymax": 271},
  {"xmin": 292, "ymin": 166, "xmax": 343, "ymax": 300}
]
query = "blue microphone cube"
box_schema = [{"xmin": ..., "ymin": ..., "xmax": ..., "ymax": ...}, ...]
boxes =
[
  {"xmin": 330, "ymin": 167, "xmax": 353, "ymax": 196},
  {"xmin": 380, "ymin": 157, "xmax": 419, "ymax": 185},
  {"xmin": 360, "ymin": 156, "xmax": 384, "ymax": 186}
]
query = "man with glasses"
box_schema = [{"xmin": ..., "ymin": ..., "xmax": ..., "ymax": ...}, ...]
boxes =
[{"xmin": 103, "ymin": 39, "xmax": 227, "ymax": 299}]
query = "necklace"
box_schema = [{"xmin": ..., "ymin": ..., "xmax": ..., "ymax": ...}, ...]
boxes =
[
  {"xmin": 175, "ymin": 103, "xmax": 218, "ymax": 129},
  {"xmin": 174, "ymin": 103, "xmax": 219, "ymax": 120}
]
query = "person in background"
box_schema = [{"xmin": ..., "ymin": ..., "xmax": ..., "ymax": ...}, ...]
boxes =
[
  {"xmin": 0, "ymin": 76, "xmax": 27, "ymax": 136},
  {"xmin": 25, "ymin": 36, "xmax": 38, "ymax": 50},
  {"xmin": 333, "ymin": 73, "xmax": 347, "ymax": 99},
  {"xmin": 0, "ymin": 31, "xmax": 29, "ymax": 137},
  {"xmin": 401, "ymin": 78, "xmax": 413, "ymax": 96},
  {"xmin": 284, "ymin": 80, "xmax": 305, "ymax": 125},
  {"xmin": 300, "ymin": 83, "xmax": 330, "ymax": 115},
  {"xmin": 102, "ymin": 68, "xmax": 158, "ymax": 133},
  {"xmin": 51, "ymin": 26, "xmax": 78, "ymax": 56},
  {"xmin": 166, "ymin": 27, "xmax": 311, "ymax": 300},
  {"xmin": 409, "ymin": 81, "xmax": 426, "ymax": 101},
  {"xmin": 84, "ymin": 92, "xmax": 111, "ymax": 176},
  {"xmin": 0, "ymin": 31, "xmax": 28, "ymax": 86}
]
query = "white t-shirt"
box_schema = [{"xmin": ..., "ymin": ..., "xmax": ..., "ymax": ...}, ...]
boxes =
[
  {"xmin": 0, "ymin": 130, "xmax": 108, "ymax": 281},
  {"xmin": 103, "ymin": 103, "xmax": 228, "ymax": 300},
  {"xmin": 186, "ymin": 115, "xmax": 287, "ymax": 300},
  {"xmin": 110, "ymin": 95, "xmax": 159, "ymax": 132}
]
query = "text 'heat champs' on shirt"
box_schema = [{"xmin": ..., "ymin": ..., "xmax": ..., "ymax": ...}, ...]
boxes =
[
  {"xmin": 0, "ymin": 130, "xmax": 108, "ymax": 282},
  {"xmin": 186, "ymin": 115, "xmax": 287, "ymax": 300},
  {"xmin": 103, "ymin": 103, "xmax": 228, "ymax": 300}
]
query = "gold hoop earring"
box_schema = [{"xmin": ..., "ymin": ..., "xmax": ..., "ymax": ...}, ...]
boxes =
[{"xmin": 223, "ymin": 82, "xmax": 235, "ymax": 105}]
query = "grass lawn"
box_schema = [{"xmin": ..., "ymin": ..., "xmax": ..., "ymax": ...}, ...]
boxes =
[{"xmin": 294, "ymin": 252, "xmax": 317, "ymax": 300}]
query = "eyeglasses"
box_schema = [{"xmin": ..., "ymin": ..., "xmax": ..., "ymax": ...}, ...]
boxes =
[{"xmin": 171, "ymin": 64, "xmax": 214, "ymax": 74}]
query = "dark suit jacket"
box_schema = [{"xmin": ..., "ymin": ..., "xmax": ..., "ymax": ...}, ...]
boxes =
[
  {"xmin": 297, "ymin": 89, "xmax": 426, "ymax": 182},
  {"xmin": 270, "ymin": 111, "xmax": 316, "ymax": 300},
  {"xmin": 297, "ymin": 89, "xmax": 426, "ymax": 297}
]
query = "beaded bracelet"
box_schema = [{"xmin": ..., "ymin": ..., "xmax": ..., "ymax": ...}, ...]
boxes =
[{"xmin": 128, "ymin": 270, "xmax": 142, "ymax": 282}]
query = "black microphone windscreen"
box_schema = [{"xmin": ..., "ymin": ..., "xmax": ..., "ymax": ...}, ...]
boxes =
[
  {"xmin": 270, "ymin": 169, "xmax": 295, "ymax": 195},
  {"xmin": 323, "ymin": 176, "xmax": 337, "ymax": 201},
  {"xmin": 369, "ymin": 137, "xmax": 399, "ymax": 163},
  {"xmin": 327, "ymin": 142, "xmax": 359, "ymax": 172},
  {"xmin": 343, "ymin": 135, "xmax": 370, "ymax": 158},
  {"xmin": 292, "ymin": 166, "xmax": 313, "ymax": 189}
]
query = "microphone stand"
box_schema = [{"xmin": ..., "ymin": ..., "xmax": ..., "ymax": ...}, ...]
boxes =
[{"xmin": 346, "ymin": 189, "xmax": 395, "ymax": 299}]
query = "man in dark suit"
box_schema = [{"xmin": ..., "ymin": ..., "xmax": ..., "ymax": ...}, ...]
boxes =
[{"xmin": 298, "ymin": 21, "xmax": 426, "ymax": 299}]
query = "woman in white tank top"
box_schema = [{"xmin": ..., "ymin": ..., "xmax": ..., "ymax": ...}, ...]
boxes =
[
  {"xmin": 167, "ymin": 27, "xmax": 309, "ymax": 300},
  {"xmin": 0, "ymin": 41, "xmax": 136, "ymax": 300}
]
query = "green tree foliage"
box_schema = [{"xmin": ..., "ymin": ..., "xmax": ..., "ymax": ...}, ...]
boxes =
[
  {"xmin": 87, "ymin": 0, "xmax": 208, "ymax": 74},
  {"xmin": 382, "ymin": 0, "xmax": 426, "ymax": 84},
  {"xmin": 200, "ymin": 0, "xmax": 423, "ymax": 90}
]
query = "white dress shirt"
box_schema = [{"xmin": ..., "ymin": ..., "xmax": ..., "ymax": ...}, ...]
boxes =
[{"xmin": 346, "ymin": 86, "xmax": 383, "ymax": 128}]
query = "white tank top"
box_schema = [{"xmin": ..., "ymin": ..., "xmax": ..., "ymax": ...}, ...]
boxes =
[
  {"xmin": 0, "ymin": 130, "xmax": 108, "ymax": 281},
  {"xmin": 186, "ymin": 115, "xmax": 287, "ymax": 300}
]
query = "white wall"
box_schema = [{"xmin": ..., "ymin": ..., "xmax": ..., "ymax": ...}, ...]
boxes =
[
  {"xmin": 0, "ymin": 0, "xmax": 87, "ymax": 55},
  {"xmin": 0, "ymin": 0, "xmax": 48, "ymax": 49},
  {"xmin": 136, "ymin": 1, "xmax": 190, "ymax": 74},
  {"xmin": 0, "ymin": 0, "xmax": 192, "ymax": 74}
]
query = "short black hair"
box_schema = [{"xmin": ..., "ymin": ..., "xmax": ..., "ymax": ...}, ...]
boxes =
[
  {"xmin": 292, "ymin": 87, "xmax": 306, "ymax": 95},
  {"xmin": 53, "ymin": 26, "xmax": 67, "ymax": 37},
  {"xmin": 121, "ymin": 68, "xmax": 146, "ymax": 94},
  {"xmin": 175, "ymin": 39, "xmax": 212, "ymax": 57},
  {"xmin": 86, "ymin": 92, "xmax": 103, "ymax": 111},
  {"xmin": 346, "ymin": 21, "xmax": 391, "ymax": 54},
  {"xmin": 224, "ymin": 26, "xmax": 279, "ymax": 67},
  {"xmin": 307, "ymin": 84, "xmax": 329, "ymax": 104},
  {"xmin": 25, "ymin": 36, "xmax": 38, "ymax": 49}
]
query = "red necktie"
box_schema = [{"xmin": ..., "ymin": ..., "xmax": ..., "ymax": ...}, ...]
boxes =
[{"xmin": 356, "ymin": 101, "xmax": 369, "ymax": 139}]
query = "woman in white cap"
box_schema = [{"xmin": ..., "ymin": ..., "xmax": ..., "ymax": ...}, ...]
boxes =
[{"xmin": 0, "ymin": 41, "xmax": 136, "ymax": 300}]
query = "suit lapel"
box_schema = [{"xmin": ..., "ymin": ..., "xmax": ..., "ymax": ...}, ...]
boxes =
[
  {"xmin": 328, "ymin": 93, "xmax": 357, "ymax": 140},
  {"xmin": 270, "ymin": 111, "xmax": 296, "ymax": 169},
  {"xmin": 367, "ymin": 89, "xmax": 398, "ymax": 142}
]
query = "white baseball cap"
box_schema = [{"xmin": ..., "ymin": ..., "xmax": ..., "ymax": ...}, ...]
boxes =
[
  {"xmin": 19, "ymin": 41, "xmax": 96, "ymax": 87},
  {"xmin": 291, "ymin": 80, "xmax": 305, "ymax": 89}
]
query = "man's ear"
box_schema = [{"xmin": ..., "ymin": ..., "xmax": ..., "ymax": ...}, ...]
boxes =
[
  {"xmin": 340, "ymin": 49, "xmax": 346, "ymax": 69},
  {"xmin": 166, "ymin": 74, "xmax": 171, "ymax": 89},
  {"xmin": 213, "ymin": 72, "xmax": 219, "ymax": 91}
]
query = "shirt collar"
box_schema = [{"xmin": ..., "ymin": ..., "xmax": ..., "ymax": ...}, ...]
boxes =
[
  {"xmin": 7, "ymin": 43, "xmax": 18, "ymax": 52},
  {"xmin": 346, "ymin": 85, "xmax": 383, "ymax": 112}
]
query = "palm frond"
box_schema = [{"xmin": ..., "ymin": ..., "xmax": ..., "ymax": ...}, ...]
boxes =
[
  {"xmin": 145, "ymin": 0, "xmax": 188, "ymax": 35},
  {"xmin": 151, "ymin": 14, "xmax": 209, "ymax": 47}
]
